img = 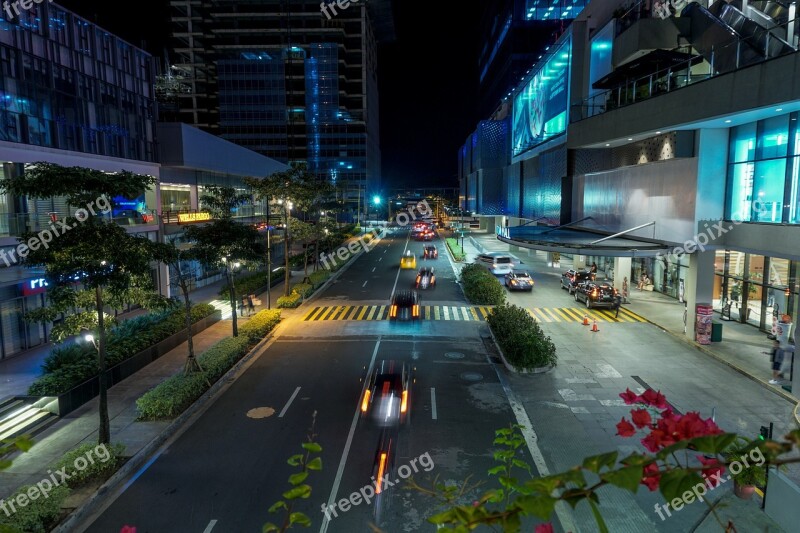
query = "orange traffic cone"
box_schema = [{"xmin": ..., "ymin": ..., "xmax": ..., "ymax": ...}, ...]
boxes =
[
  {"xmin": 583, "ymin": 314, "xmax": 590, "ymax": 326},
  {"xmin": 591, "ymin": 319, "xmax": 599, "ymax": 332}
]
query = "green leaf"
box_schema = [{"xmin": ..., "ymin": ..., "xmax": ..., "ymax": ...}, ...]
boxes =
[
  {"xmin": 688, "ymin": 433, "xmax": 738, "ymax": 455},
  {"xmin": 289, "ymin": 512, "xmax": 312, "ymax": 527},
  {"xmin": 289, "ymin": 471, "xmax": 309, "ymax": 486},
  {"xmin": 583, "ymin": 451, "xmax": 619, "ymax": 473},
  {"xmin": 655, "ymin": 440, "xmax": 691, "ymax": 460},
  {"xmin": 307, "ymin": 457, "xmax": 322, "ymax": 471},
  {"xmin": 516, "ymin": 494, "xmax": 557, "ymax": 520},
  {"xmin": 488, "ymin": 465, "xmax": 505, "ymax": 475},
  {"xmin": 267, "ymin": 500, "xmax": 287, "ymax": 513},
  {"xmin": 302, "ymin": 442, "xmax": 323, "ymax": 453},
  {"xmin": 262, "ymin": 523, "xmax": 279, "ymax": 533},
  {"xmin": 587, "ymin": 497, "xmax": 610, "ymax": 533},
  {"xmin": 659, "ymin": 469, "xmax": 705, "ymax": 502},
  {"xmin": 601, "ymin": 465, "xmax": 643, "ymax": 493},
  {"xmin": 283, "ymin": 484, "xmax": 312, "ymax": 500},
  {"xmin": 620, "ymin": 452, "xmax": 650, "ymax": 466},
  {"xmin": 287, "ymin": 454, "xmax": 304, "ymax": 466}
]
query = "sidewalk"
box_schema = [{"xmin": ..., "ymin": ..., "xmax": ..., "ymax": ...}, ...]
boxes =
[{"xmin": 0, "ymin": 268, "xmax": 302, "ymax": 500}]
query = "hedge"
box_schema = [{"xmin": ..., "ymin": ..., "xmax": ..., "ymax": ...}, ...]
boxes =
[
  {"xmin": 487, "ymin": 304, "xmax": 558, "ymax": 371},
  {"xmin": 51, "ymin": 442, "xmax": 126, "ymax": 487},
  {"xmin": 445, "ymin": 238, "xmax": 466, "ymax": 261},
  {"xmin": 277, "ymin": 292, "xmax": 303, "ymax": 309},
  {"xmin": 0, "ymin": 484, "xmax": 70, "ymax": 533},
  {"xmin": 218, "ymin": 268, "xmax": 285, "ymax": 297},
  {"xmin": 292, "ymin": 283, "xmax": 314, "ymax": 298},
  {"xmin": 459, "ymin": 264, "xmax": 506, "ymax": 306},
  {"xmin": 136, "ymin": 310, "xmax": 281, "ymax": 420},
  {"xmin": 308, "ymin": 270, "xmax": 331, "ymax": 287},
  {"xmin": 29, "ymin": 303, "xmax": 217, "ymax": 396}
]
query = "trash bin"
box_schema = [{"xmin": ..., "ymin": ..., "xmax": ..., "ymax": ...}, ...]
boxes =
[{"xmin": 711, "ymin": 321, "xmax": 723, "ymax": 342}]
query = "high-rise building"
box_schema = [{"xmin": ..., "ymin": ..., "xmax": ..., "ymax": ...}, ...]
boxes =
[{"xmin": 169, "ymin": 0, "xmax": 396, "ymax": 210}]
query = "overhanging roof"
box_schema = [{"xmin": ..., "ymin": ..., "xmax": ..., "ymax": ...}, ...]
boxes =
[{"xmin": 497, "ymin": 225, "xmax": 672, "ymax": 257}]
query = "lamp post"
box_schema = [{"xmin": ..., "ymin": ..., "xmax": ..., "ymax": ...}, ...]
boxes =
[
  {"xmin": 222, "ymin": 256, "xmax": 242, "ymax": 337},
  {"xmin": 266, "ymin": 225, "xmax": 271, "ymax": 310}
]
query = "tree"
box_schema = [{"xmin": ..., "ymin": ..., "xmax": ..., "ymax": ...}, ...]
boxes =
[
  {"xmin": 0, "ymin": 163, "xmax": 166, "ymax": 446},
  {"xmin": 289, "ymin": 218, "xmax": 316, "ymax": 280},
  {"xmin": 246, "ymin": 163, "xmax": 334, "ymax": 295},
  {"xmin": 186, "ymin": 186, "xmax": 263, "ymax": 337}
]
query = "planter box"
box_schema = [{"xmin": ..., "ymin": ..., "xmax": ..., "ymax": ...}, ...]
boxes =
[
  {"xmin": 487, "ymin": 326, "xmax": 555, "ymax": 375},
  {"xmin": 53, "ymin": 310, "xmax": 222, "ymax": 417}
]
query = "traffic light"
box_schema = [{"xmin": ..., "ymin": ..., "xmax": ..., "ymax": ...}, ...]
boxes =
[{"xmin": 759, "ymin": 426, "xmax": 770, "ymax": 440}]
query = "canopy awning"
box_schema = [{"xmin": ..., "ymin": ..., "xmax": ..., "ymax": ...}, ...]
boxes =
[
  {"xmin": 496, "ymin": 224, "xmax": 672, "ymax": 257},
  {"xmin": 592, "ymin": 49, "xmax": 702, "ymax": 90}
]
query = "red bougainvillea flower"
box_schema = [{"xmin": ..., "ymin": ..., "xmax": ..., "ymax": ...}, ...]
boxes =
[
  {"xmin": 639, "ymin": 389, "xmax": 668, "ymax": 409},
  {"xmin": 641, "ymin": 462, "xmax": 661, "ymax": 492},
  {"xmin": 120, "ymin": 527, "xmax": 137, "ymax": 533},
  {"xmin": 697, "ymin": 455, "xmax": 726, "ymax": 487},
  {"xmin": 619, "ymin": 388, "xmax": 640, "ymax": 405},
  {"xmin": 642, "ymin": 428, "xmax": 668, "ymax": 452},
  {"xmin": 630, "ymin": 408, "xmax": 652, "ymax": 429},
  {"xmin": 535, "ymin": 524, "xmax": 555, "ymax": 533},
  {"xmin": 616, "ymin": 418, "xmax": 636, "ymax": 437}
]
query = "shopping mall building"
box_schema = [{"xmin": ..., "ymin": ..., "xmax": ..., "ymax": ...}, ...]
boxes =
[{"xmin": 459, "ymin": 0, "xmax": 800, "ymax": 342}]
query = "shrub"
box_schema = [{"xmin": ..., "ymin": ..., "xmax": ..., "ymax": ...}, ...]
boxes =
[
  {"xmin": 292, "ymin": 283, "xmax": 313, "ymax": 298},
  {"xmin": 218, "ymin": 269, "xmax": 285, "ymax": 297},
  {"xmin": 277, "ymin": 292, "xmax": 302, "ymax": 308},
  {"xmin": 51, "ymin": 442, "xmax": 126, "ymax": 487},
  {"xmin": 487, "ymin": 304, "xmax": 557, "ymax": 371},
  {"xmin": 238, "ymin": 309, "xmax": 282, "ymax": 343},
  {"xmin": 445, "ymin": 238, "xmax": 466, "ymax": 261},
  {"xmin": 0, "ymin": 483, "xmax": 70, "ymax": 533},
  {"xmin": 29, "ymin": 303, "xmax": 216, "ymax": 396},
  {"xmin": 136, "ymin": 372, "xmax": 209, "ymax": 420},
  {"xmin": 308, "ymin": 270, "xmax": 331, "ymax": 287},
  {"xmin": 460, "ymin": 264, "xmax": 505, "ymax": 306}
]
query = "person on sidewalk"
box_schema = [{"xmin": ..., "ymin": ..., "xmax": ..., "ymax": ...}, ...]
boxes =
[
  {"xmin": 769, "ymin": 340, "xmax": 784, "ymax": 384},
  {"xmin": 240, "ymin": 297, "xmax": 247, "ymax": 317},
  {"xmin": 247, "ymin": 294, "xmax": 255, "ymax": 315},
  {"xmin": 622, "ymin": 277, "xmax": 629, "ymax": 303},
  {"xmin": 613, "ymin": 293, "xmax": 622, "ymax": 318}
]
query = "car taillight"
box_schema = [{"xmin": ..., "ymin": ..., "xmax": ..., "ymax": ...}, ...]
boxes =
[
  {"xmin": 412, "ymin": 305, "xmax": 419, "ymax": 317},
  {"xmin": 361, "ymin": 390, "xmax": 371, "ymax": 412},
  {"xmin": 401, "ymin": 390, "xmax": 408, "ymax": 413},
  {"xmin": 376, "ymin": 452, "xmax": 388, "ymax": 494},
  {"xmin": 390, "ymin": 305, "xmax": 397, "ymax": 318},
  {"xmin": 416, "ymin": 276, "xmax": 420, "ymax": 283}
]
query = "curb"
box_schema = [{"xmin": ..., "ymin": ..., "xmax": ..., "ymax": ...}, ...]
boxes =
[
  {"xmin": 52, "ymin": 323, "xmax": 283, "ymax": 532},
  {"xmin": 635, "ymin": 314, "xmax": 798, "ymax": 405}
]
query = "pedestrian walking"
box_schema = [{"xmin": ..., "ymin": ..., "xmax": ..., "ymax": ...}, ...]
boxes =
[
  {"xmin": 622, "ymin": 277, "xmax": 629, "ymax": 303},
  {"xmin": 240, "ymin": 297, "xmax": 247, "ymax": 317},
  {"xmin": 768, "ymin": 340, "xmax": 784, "ymax": 383},
  {"xmin": 247, "ymin": 294, "xmax": 255, "ymax": 315},
  {"xmin": 613, "ymin": 293, "xmax": 622, "ymax": 318}
]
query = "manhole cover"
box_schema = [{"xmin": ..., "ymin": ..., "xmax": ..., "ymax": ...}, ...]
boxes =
[
  {"xmin": 460, "ymin": 372, "xmax": 483, "ymax": 382},
  {"xmin": 247, "ymin": 407, "xmax": 275, "ymax": 419},
  {"xmin": 445, "ymin": 352, "xmax": 465, "ymax": 360}
]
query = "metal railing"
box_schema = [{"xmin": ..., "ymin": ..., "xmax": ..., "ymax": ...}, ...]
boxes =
[{"xmin": 573, "ymin": 13, "xmax": 800, "ymax": 122}]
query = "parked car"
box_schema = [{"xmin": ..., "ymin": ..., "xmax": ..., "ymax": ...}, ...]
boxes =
[
  {"xmin": 400, "ymin": 250, "xmax": 417, "ymax": 269},
  {"xmin": 561, "ymin": 269, "xmax": 595, "ymax": 294},
  {"xmin": 504, "ymin": 270, "xmax": 534, "ymax": 291},
  {"xmin": 574, "ymin": 281, "xmax": 617, "ymax": 309},
  {"xmin": 423, "ymin": 244, "xmax": 438, "ymax": 259},
  {"xmin": 415, "ymin": 267, "xmax": 436, "ymax": 289},
  {"xmin": 389, "ymin": 290, "xmax": 420, "ymax": 320},
  {"xmin": 476, "ymin": 252, "xmax": 514, "ymax": 275}
]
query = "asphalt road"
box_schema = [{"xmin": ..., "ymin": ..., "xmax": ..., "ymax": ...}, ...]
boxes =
[{"xmin": 84, "ymin": 229, "xmax": 525, "ymax": 533}]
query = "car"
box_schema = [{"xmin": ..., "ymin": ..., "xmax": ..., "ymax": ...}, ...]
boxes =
[
  {"xmin": 504, "ymin": 270, "xmax": 534, "ymax": 291},
  {"xmin": 561, "ymin": 269, "xmax": 595, "ymax": 294},
  {"xmin": 415, "ymin": 267, "xmax": 436, "ymax": 289},
  {"xmin": 400, "ymin": 250, "xmax": 417, "ymax": 269},
  {"xmin": 574, "ymin": 281, "xmax": 618, "ymax": 309},
  {"xmin": 360, "ymin": 359, "xmax": 413, "ymax": 427},
  {"xmin": 389, "ymin": 290, "xmax": 420, "ymax": 320},
  {"xmin": 423, "ymin": 244, "xmax": 438, "ymax": 259},
  {"xmin": 419, "ymin": 230, "xmax": 434, "ymax": 241},
  {"xmin": 476, "ymin": 252, "xmax": 514, "ymax": 275}
]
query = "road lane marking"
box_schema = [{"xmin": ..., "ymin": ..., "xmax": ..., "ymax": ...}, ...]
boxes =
[
  {"xmin": 355, "ymin": 306, "xmax": 368, "ymax": 320},
  {"xmin": 279, "ymin": 387, "xmax": 301, "ymax": 418},
  {"xmin": 379, "ymin": 257, "xmax": 382, "ymax": 261},
  {"xmin": 363, "ymin": 280, "xmax": 368, "ymax": 287},
  {"xmin": 431, "ymin": 388, "xmax": 437, "ymax": 420},
  {"xmin": 203, "ymin": 520, "xmax": 218, "ymax": 533},
  {"xmin": 486, "ymin": 350, "xmax": 579, "ymax": 533},
  {"xmin": 372, "ymin": 267, "xmax": 376, "ymax": 272},
  {"xmin": 388, "ymin": 230, "xmax": 412, "ymax": 300},
  {"xmin": 319, "ymin": 339, "xmax": 381, "ymax": 533}
]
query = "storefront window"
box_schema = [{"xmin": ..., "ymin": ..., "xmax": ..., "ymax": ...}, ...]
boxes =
[
  {"xmin": 752, "ymin": 159, "xmax": 786, "ymax": 222},
  {"xmin": 162, "ymin": 184, "xmax": 192, "ymax": 211},
  {"xmin": 790, "ymin": 156, "xmax": 800, "ymax": 224}
]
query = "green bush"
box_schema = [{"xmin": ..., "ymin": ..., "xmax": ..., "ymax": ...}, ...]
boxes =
[
  {"xmin": 0, "ymin": 483, "xmax": 70, "ymax": 533},
  {"xmin": 238, "ymin": 309, "xmax": 282, "ymax": 343},
  {"xmin": 308, "ymin": 270, "xmax": 331, "ymax": 287},
  {"xmin": 292, "ymin": 283, "xmax": 313, "ymax": 298},
  {"xmin": 137, "ymin": 311, "xmax": 282, "ymax": 420},
  {"xmin": 218, "ymin": 269, "xmax": 285, "ymax": 297},
  {"xmin": 51, "ymin": 443, "xmax": 125, "ymax": 487},
  {"xmin": 487, "ymin": 304, "xmax": 557, "ymax": 371},
  {"xmin": 460, "ymin": 264, "xmax": 505, "ymax": 306},
  {"xmin": 277, "ymin": 292, "xmax": 303, "ymax": 308},
  {"xmin": 29, "ymin": 303, "xmax": 217, "ymax": 396},
  {"xmin": 445, "ymin": 238, "xmax": 466, "ymax": 261}
]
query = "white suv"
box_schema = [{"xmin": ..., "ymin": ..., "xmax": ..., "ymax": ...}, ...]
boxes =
[{"xmin": 476, "ymin": 252, "xmax": 514, "ymax": 275}]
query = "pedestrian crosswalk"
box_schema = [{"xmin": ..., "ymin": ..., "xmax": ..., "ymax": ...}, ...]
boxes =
[{"xmin": 302, "ymin": 305, "xmax": 648, "ymax": 323}]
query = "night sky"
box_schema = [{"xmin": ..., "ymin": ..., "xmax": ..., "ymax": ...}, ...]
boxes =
[{"xmin": 57, "ymin": 0, "xmax": 483, "ymax": 190}]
